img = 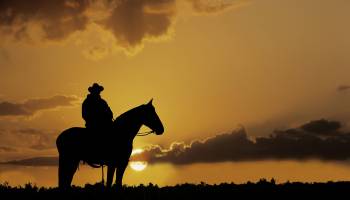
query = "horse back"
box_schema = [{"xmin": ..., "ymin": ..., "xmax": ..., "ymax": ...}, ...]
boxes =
[{"xmin": 56, "ymin": 127, "xmax": 86, "ymax": 154}]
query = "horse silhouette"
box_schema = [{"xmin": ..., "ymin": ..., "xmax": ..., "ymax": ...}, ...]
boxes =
[{"xmin": 56, "ymin": 99, "xmax": 164, "ymax": 189}]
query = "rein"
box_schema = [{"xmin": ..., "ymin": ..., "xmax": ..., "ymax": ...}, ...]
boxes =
[{"xmin": 136, "ymin": 130, "xmax": 155, "ymax": 136}]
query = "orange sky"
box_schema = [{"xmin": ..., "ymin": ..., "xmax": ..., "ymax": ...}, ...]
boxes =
[{"xmin": 1, "ymin": 0, "xmax": 350, "ymax": 186}]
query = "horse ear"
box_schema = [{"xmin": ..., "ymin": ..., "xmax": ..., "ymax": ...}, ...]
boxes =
[{"xmin": 147, "ymin": 98, "xmax": 153, "ymax": 105}]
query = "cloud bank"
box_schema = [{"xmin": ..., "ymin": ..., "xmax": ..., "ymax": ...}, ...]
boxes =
[
  {"xmin": 4, "ymin": 119, "xmax": 350, "ymax": 166},
  {"xmin": 1, "ymin": 156, "xmax": 58, "ymax": 166},
  {"xmin": 0, "ymin": 95, "xmax": 79, "ymax": 117},
  {"xmin": 133, "ymin": 119, "xmax": 350, "ymax": 164}
]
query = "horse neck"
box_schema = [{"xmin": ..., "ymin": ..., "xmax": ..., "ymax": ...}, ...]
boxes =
[{"xmin": 113, "ymin": 108, "xmax": 144, "ymax": 142}]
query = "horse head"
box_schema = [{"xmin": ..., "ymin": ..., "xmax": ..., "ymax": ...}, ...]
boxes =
[{"xmin": 142, "ymin": 99, "xmax": 164, "ymax": 135}]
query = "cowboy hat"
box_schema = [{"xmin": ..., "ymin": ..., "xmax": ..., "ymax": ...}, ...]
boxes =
[{"xmin": 88, "ymin": 83, "xmax": 104, "ymax": 94}]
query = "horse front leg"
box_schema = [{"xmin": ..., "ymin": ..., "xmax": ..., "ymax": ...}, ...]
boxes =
[
  {"xmin": 106, "ymin": 165, "xmax": 115, "ymax": 188},
  {"xmin": 115, "ymin": 161, "xmax": 128, "ymax": 189}
]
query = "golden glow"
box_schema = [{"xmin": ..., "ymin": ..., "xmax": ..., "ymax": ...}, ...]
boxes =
[
  {"xmin": 1, "ymin": 0, "xmax": 350, "ymax": 186},
  {"xmin": 129, "ymin": 161, "xmax": 148, "ymax": 171},
  {"xmin": 131, "ymin": 148, "xmax": 144, "ymax": 155}
]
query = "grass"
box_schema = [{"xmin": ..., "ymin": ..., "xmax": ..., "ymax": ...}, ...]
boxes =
[{"xmin": 0, "ymin": 179, "xmax": 349, "ymax": 199}]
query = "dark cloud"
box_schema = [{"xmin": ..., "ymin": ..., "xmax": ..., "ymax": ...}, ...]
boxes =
[
  {"xmin": 0, "ymin": 127, "xmax": 57, "ymax": 151},
  {"xmin": 16, "ymin": 128, "xmax": 56, "ymax": 150},
  {"xmin": 0, "ymin": 95, "xmax": 79, "ymax": 117},
  {"xmin": 300, "ymin": 119, "xmax": 341, "ymax": 135},
  {"xmin": 101, "ymin": 0, "xmax": 176, "ymax": 49},
  {"xmin": 0, "ymin": 0, "xmax": 90, "ymax": 40},
  {"xmin": 0, "ymin": 95, "xmax": 78, "ymax": 152},
  {"xmin": 0, "ymin": 101, "xmax": 30, "ymax": 116},
  {"xmin": 0, "ymin": 0, "xmax": 243, "ymax": 53},
  {"xmin": 338, "ymin": 85, "xmax": 350, "ymax": 92},
  {"xmin": 133, "ymin": 119, "xmax": 350, "ymax": 164},
  {"xmin": 0, "ymin": 0, "xmax": 177, "ymax": 48},
  {"xmin": 4, "ymin": 119, "xmax": 350, "ymax": 166}
]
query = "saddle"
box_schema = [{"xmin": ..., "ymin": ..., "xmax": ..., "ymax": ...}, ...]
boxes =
[{"xmin": 80, "ymin": 128, "xmax": 119, "ymax": 167}]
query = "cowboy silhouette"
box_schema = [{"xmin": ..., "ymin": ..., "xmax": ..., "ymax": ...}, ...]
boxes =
[{"xmin": 82, "ymin": 83, "xmax": 113, "ymax": 134}]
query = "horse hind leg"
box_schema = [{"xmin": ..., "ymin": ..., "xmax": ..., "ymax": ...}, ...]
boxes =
[{"xmin": 58, "ymin": 155, "xmax": 79, "ymax": 189}]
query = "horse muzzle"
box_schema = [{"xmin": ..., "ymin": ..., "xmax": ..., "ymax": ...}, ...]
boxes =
[{"xmin": 155, "ymin": 126, "xmax": 164, "ymax": 135}]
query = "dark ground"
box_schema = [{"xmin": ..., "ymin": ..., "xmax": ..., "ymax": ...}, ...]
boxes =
[{"xmin": 0, "ymin": 179, "xmax": 349, "ymax": 199}]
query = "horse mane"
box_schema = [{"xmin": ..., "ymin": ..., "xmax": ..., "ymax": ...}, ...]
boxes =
[{"xmin": 113, "ymin": 104, "xmax": 145, "ymax": 126}]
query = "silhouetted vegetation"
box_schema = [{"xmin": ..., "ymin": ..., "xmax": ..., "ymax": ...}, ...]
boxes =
[{"xmin": 0, "ymin": 179, "xmax": 348, "ymax": 199}]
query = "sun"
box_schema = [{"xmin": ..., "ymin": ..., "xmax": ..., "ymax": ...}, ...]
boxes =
[
  {"xmin": 129, "ymin": 161, "xmax": 148, "ymax": 171},
  {"xmin": 131, "ymin": 148, "xmax": 144, "ymax": 155},
  {"xmin": 130, "ymin": 148, "xmax": 148, "ymax": 171}
]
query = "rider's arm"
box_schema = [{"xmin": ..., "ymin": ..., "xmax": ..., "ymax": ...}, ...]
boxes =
[{"xmin": 102, "ymin": 100, "xmax": 113, "ymax": 120}]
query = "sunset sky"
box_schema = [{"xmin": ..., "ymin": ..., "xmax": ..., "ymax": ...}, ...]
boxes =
[{"xmin": 1, "ymin": 0, "xmax": 350, "ymax": 186}]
